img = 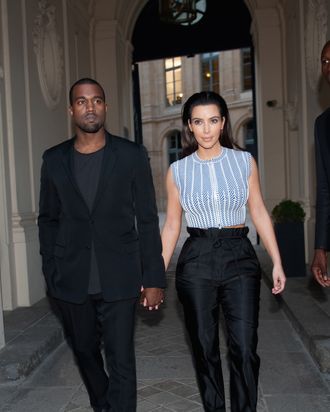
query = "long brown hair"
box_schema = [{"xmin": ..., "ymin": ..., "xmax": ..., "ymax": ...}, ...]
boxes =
[{"xmin": 180, "ymin": 91, "xmax": 242, "ymax": 158}]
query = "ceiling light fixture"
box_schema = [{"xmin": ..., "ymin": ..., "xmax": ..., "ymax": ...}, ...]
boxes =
[{"xmin": 159, "ymin": 0, "xmax": 206, "ymax": 26}]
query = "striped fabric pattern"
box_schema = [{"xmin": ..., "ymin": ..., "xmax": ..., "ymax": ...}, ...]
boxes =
[{"xmin": 171, "ymin": 147, "xmax": 252, "ymax": 229}]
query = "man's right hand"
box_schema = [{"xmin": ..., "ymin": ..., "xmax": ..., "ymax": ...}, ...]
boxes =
[
  {"xmin": 140, "ymin": 287, "xmax": 164, "ymax": 310},
  {"xmin": 311, "ymin": 249, "xmax": 330, "ymax": 287}
]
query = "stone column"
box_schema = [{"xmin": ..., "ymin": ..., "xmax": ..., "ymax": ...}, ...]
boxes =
[
  {"xmin": 0, "ymin": 65, "xmax": 6, "ymax": 347},
  {"xmin": 251, "ymin": 7, "xmax": 287, "ymax": 210},
  {"xmin": 93, "ymin": 20, "xmax": 134, "ymax": 139}
]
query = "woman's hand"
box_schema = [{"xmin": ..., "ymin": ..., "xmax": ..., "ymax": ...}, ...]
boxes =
[{"xmin": 272, "ymin": 264, "xmax": 286, "ymax": 294}]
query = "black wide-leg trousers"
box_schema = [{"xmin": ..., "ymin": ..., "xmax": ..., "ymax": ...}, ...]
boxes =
[
  {"xmin": 176, "ymin": 227, "xmax": 261, "ymax": 412},
  {"xmin": 52, "ymin": 295, "xmax": 138, "ymax": 412}
]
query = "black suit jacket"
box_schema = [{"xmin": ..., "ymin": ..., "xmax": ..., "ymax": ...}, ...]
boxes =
[
  {"xmin": 38, "ymin": 132, "xmax": 166, "ymax": 303},
  {"xmin": 314, "ymin": 108, "xmax": 330, "ymax": 250}
]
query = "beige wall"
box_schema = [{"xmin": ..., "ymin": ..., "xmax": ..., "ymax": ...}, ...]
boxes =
[{"xmin": 0, "ymin": 0, "xmax": 94, "ymax": 312}]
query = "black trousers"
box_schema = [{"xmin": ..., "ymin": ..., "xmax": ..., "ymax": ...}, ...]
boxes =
[
  {"xmin": 52, "ymin": 295, "xmax": 138, "ymax": 412},
  {"xmin": 176, "ymin": 227, "xmax": 261, "ymax": 412}
]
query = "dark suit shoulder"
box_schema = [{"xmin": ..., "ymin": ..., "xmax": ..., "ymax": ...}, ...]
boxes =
[
  {"xmin": 42, "ymin": 137, "xmax": 74, "ymax": 159},
  {"xmin": 107, "ymin": 133, "xmax": 148, "ymax": 160},
  {"xmin": 109, "ymin": 133, "xmax": 141, "ymax": 151},
  {"xmin": 315, "ymin": 107, "xmax": 330, "ymax": 126}
]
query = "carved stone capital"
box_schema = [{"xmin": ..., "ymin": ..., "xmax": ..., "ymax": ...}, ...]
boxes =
[
  {"xmin": 305, "ymin": 0, "xmax": 328, "ymax": 91},
  {"xmin": 33, "ymin": 0, "xmax": 63, "ymax": 109},
  {"xmin": 284, "ymin": 97, "xmax": 298, "ymax": 131}
]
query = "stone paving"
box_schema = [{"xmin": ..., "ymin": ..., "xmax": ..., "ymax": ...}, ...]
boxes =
[
  {"xmin": 0, "ymin": 215, "xmax": 330, "ymax": 411},
  {"xmin": 1, "ymin": 271, "xmax": 330, "ymax": 412}
]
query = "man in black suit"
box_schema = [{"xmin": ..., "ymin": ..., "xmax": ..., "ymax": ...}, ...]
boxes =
[
  {"xmin": 311, "ymin": 40, "xmax": 330, "ymax": 288},
  {"xmin": 38, "ymin": 78, "xmax": 166, "ymax": 411}
]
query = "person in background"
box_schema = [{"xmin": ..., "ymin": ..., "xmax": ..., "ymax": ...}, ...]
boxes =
[
  {"xmin": 161, "ymin": 91, "xmax": 286, "ymax": 412},
  {"xmin": 38, "ymin": 77, "xmax": 165, "ymax": 412},
  {"xmin": 311, "ymin": 40, "xmax": 330, "ymax": 288}
]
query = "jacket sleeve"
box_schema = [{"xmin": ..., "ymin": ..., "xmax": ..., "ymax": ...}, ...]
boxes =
[
  {"xmin": 314, "ymin": 121, "xmax": 330, "ymax": 250},
  {"xmin": 133, "ymin": 145, "xmax": 166, "ymax": 288},
  {"xmin": 37, "ymin": 154, "xmax": 61, "ymax": 277}
]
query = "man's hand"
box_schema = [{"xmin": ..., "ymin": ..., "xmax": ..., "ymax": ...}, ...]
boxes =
[
  {"xmin": 311, "ymin": 249, "xmax": 330, "ymax": 287},
  {"xmin": 140, "ymin": 287, "xmax": 164, "ymax": 310}
]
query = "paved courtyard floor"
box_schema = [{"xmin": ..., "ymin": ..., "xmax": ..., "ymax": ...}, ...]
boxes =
[{"xmin": 1, "ymin": 215, "xmax": 330, "ymax": 411}]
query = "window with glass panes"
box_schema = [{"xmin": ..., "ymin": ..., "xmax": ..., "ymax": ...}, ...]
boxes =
[
  {"xmin": 165, "ymin": 57, "xmax": 183, "ymax": 106},
  {"xmin": 168, "ymin": 131, "xmax": 182, "ymax": 164},
  {"xmin": 244, "ymin": 119, "xmax": 257, "ymax": 160},
  {"xmin": 201, "ymin": 52, "xmax": 220, "ymax": 92},
  {"xmin": 241, "ymin": 48, "xmax": 252, "ymax": 91}
]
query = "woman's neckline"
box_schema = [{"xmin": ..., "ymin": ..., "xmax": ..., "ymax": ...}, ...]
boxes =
[{"xmin": 192, "ymin": 147, "xmax": 227, "ymax": 163}]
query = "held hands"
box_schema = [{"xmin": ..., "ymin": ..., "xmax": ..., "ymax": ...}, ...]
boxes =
[
  {"xmin": 140, "ymin": 286, "xmax": 165, "ymax": 310},
  {"xmin": 311, "ymin": 249, "xmax": 330, "ymax": 287},
  {"xmin": 272, "ymin": 264, "xmax": 286, "ymax": 294}
]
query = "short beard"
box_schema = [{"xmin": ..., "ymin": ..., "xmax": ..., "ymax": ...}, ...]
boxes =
[{"xmin": 76, "ymin": 121, "xmax": 103, "ymax": 134}]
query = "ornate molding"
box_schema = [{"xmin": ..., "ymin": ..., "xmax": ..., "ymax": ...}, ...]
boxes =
[
  {"xmin": 67, "ymin": 0, "xmax": 95, "ymax": 24},
  {"xmin": 12, "ymin": 212, "xmax": 38, "ymax": 230},
  {"xmin": 33, "ymin": 0, "xmax": 63, "ymax": 109},
  {"xmin": 305, "ymin": 0, "xmax": 328, "ymax": 91},
  {"xmin": 284, "ymin": 97, "xmax": 298, "ymax": 131}
]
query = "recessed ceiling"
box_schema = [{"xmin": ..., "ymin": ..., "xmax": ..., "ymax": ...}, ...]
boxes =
[{"xmin": 132, "ymin": 0, "xmax": 252, "ymax": 62}]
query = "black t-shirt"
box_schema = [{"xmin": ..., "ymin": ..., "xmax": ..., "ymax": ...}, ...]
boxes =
[{"xmin": 74, "ymin": 147, "xmax": 105, "ymax": 294}]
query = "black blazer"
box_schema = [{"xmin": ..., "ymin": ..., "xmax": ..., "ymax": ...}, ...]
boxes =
[
  {"xmin": 38, "ymin": 132, "xmax": 166, "ymax": 303},
  {"xmin": 314, "ymin": 108, "xmax": 330, "ymax": 250}
]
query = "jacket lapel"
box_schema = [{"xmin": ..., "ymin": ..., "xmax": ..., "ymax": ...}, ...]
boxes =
[
  {"xmin": 60, "ymin": 137, "xmax": 90, "ymax": 208},
  {"xmin": 91, "ymin": 132, "xmax": 118, "ymax": 213},
  {"xmin": 60, "ymin": 138, "xmax": 80, "ymax": 192}
]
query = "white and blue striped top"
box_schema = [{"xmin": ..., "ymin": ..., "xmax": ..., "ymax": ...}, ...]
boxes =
[{"xmin": 170, "ymin": 147, "xmax": 252, "ymax": 229}]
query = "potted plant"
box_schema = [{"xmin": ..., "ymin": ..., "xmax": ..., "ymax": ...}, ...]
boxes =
[{"xmin": 271, "ymin": 199, "xmax": 306, "ymax": 277}]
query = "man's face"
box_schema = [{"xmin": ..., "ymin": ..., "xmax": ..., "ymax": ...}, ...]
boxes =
[
  {"xmin": 69, "ymin": 83, "xmax": 107, "ymax": 133},
  {"xmin": 321, "ymin": 43, "xmax": 330, "ymax": 85}
]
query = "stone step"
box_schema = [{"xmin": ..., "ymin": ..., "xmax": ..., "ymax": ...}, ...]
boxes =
[{"xmin": 0, "ymin": 298, "xmax": 63, "ymax": 382}]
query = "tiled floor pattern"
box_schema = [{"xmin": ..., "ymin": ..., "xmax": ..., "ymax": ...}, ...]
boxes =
[{"xmin": 3, "ymin": 269, "xmax": 330, "ymax": 412}]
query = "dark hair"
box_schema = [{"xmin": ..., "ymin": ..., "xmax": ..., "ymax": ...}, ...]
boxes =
[
  {"xmin": 180, "ymin": 91, "xmax": 241, "ymax": 158},
  {"xmin": 69, "ymin": 78, "xmax": 105, "ymax": 105}
]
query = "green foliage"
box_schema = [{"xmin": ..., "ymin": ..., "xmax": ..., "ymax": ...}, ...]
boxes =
[{"xmin": 271, "ymin": 199, "xmax": 306, "ymax": 224}]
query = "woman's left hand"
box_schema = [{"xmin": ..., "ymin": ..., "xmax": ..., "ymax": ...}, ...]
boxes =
[{"xmin": 272, "ymin": 264, "xmax": 286, "ymax": 294}]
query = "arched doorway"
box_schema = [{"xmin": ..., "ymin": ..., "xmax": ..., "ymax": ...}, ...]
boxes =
[{"xmin": 127, "ymin": 0, "xmax": 287, "ymax": 212}]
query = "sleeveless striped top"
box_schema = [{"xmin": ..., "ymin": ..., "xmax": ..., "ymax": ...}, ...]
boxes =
[{"xmin": 170, "ymin": 147, "xmax": 252, "ymax": 229}]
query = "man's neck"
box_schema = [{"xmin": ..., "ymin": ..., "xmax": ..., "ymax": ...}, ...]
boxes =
[{"xmin": 74, "ymin": 130, "xmax": 106, "ymax": 154}]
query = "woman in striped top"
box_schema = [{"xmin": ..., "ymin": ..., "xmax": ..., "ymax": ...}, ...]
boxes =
[{"xmin": 161, "ymin": 91, "xmax": 286, "ymax": 412}]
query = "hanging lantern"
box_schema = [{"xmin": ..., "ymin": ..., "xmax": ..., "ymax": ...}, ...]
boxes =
[{"xmin": 159, "ymin": 0, "xmax": 199, "ymax": 25}]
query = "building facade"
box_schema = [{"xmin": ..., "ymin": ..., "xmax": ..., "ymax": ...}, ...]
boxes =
[{"xmin": 139, "ymin": 49, "xmax": 255, "ymax": 210}]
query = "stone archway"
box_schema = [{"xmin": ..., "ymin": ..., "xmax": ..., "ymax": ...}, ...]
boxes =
[
  {"xmin": 129, "ymin": 0, "xmax": 287, "ymax": 205},
  {"xmin": 93, "ymin": 0, "xmax": 288, "ymax": 208}
]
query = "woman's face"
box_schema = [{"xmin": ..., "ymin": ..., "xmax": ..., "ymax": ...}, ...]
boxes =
[{"xmin": 188, "ymin": 104, "xmax": 225, "ymax": 153}]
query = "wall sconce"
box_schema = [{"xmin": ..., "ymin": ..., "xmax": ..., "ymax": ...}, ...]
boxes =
[
  {"xmin": 266, "ymin": 98, "xmax": 298, "ymax": 131},
  {"xmin": 266, "ymin": 100, "xmax": 278, "ymax": 108}
]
